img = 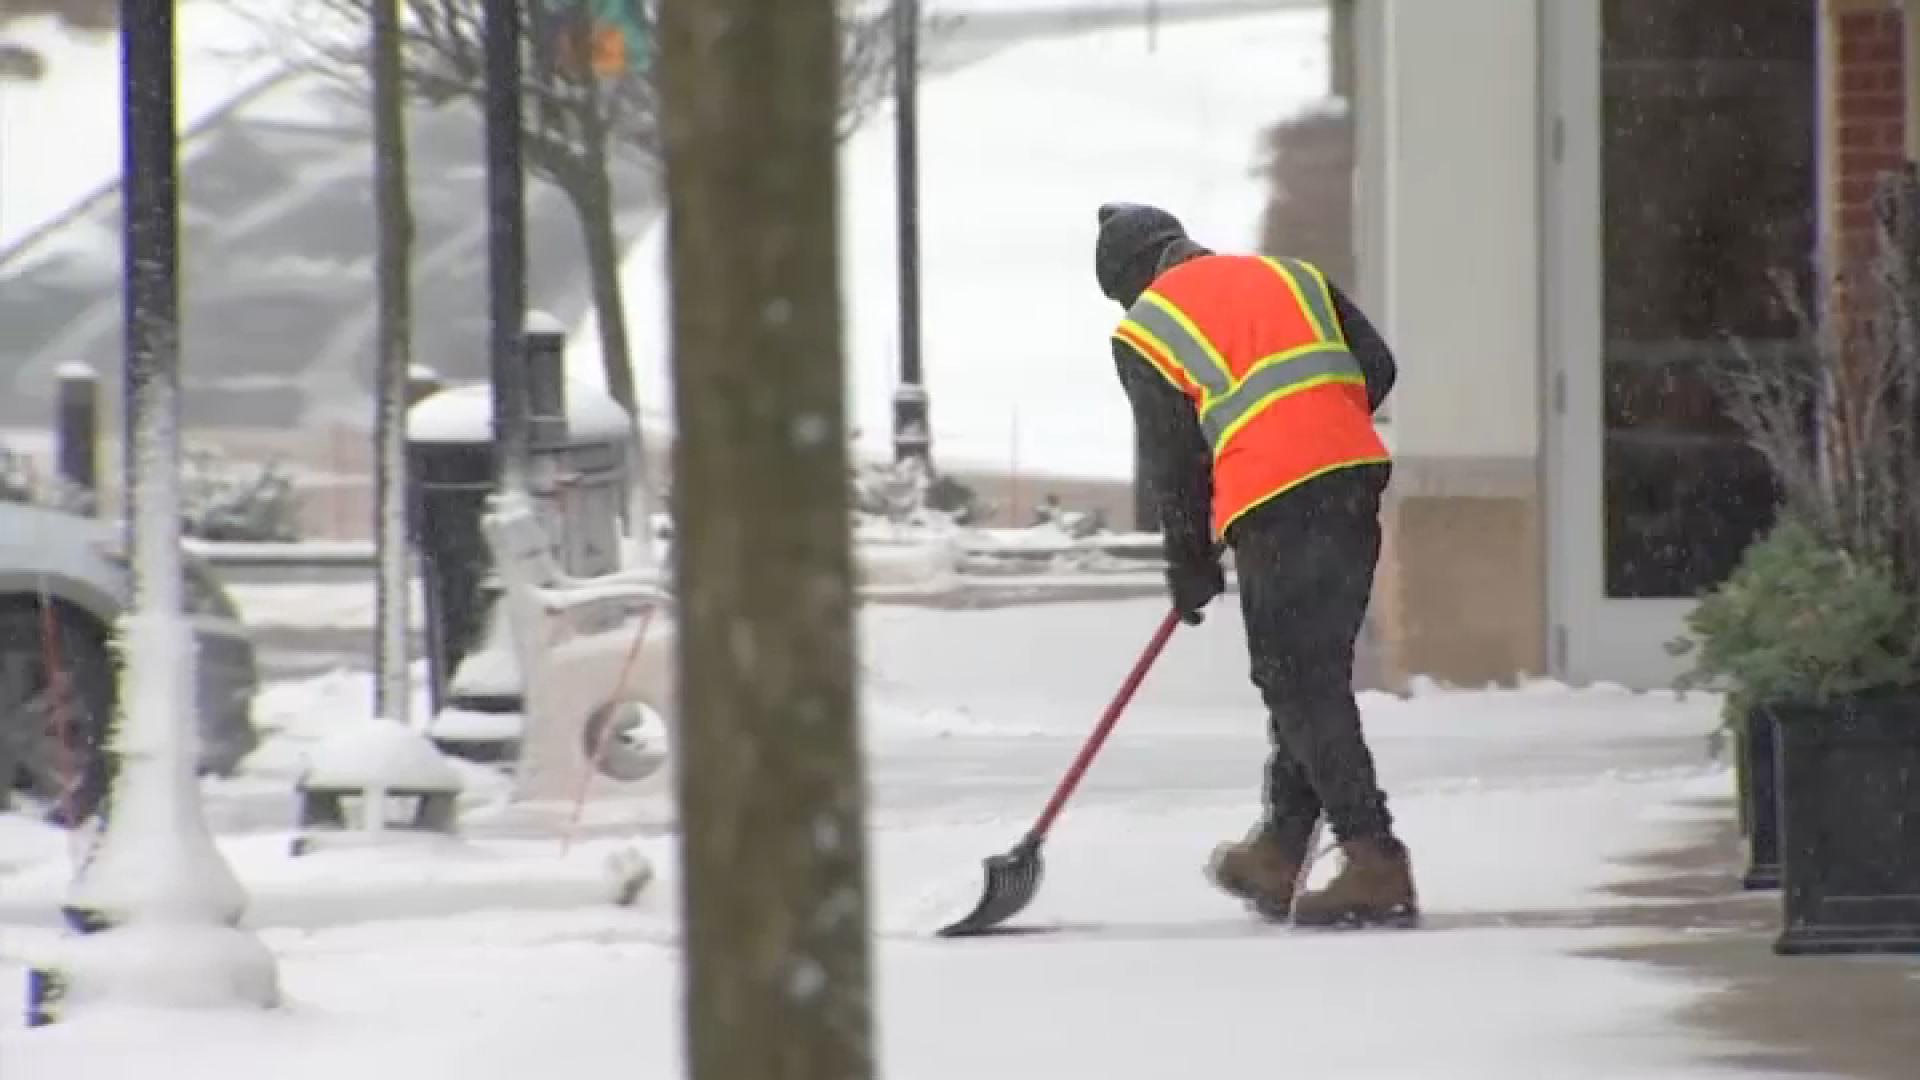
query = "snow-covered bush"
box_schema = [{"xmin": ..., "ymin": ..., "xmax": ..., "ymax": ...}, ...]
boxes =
[
  {"xmin": 926, "ymin": 473, "xmax": 989, "ymax": 525},
  {"xmin": 0, "ymin": 439, "xmax": 305, "ymax": 541},
  {"xmin": 853, "ymin": 455, "xmax": 932, "ymax": 523},
  {"xmin": 178, "ymin": 448, "xmax": 304, "ymax": 542},
  {"xmin": 1030, "ymin": 493, "xmax": 1108, "ymax": 538},
  {"xmin": 850, "ymin": 454, "xmax": 990, "ymax": 527},
  {"xmin": 0, "ymin": 443, "xmax": 39, "ymax": 504}
]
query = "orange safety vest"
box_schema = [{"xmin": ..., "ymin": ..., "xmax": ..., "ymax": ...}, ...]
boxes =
[{"xmin": 1113, "ymin": 254, "xmax": 1390, "ymax": 538}]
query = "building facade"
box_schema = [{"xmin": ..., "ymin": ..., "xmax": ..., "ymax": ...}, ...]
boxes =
[{"xmin": 1353, "ymin": 0, "xmax": 1916, "ymax": 689}]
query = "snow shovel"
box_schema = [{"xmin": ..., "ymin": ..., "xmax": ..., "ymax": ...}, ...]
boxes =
[{"xmin": 937, "ymin": 608, "xmax": 1183, "ymax": 937}]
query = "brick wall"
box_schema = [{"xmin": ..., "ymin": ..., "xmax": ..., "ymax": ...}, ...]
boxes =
[{"xmin": 1830, "ymin": 8, "xmax": 1907, "ymax": 271}]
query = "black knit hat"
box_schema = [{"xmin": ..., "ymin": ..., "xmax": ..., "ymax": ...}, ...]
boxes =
[{"xmin": 1095, "ymin": 202, "xmax": 1189, "ymax": 304}]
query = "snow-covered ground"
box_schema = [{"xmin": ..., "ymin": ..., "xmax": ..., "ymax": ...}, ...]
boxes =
[
  {"xmin": 0, "ymin": 593, "xmax": 1769, "ymax": 1077},
  {"xmin": 0, "ymin": 6, "xmax": 283, "ymax": 250},
  {"xmin": 567, "ymin": 8, "xmax": 1330, "ymax": 480},
  {"xmin": 216, "ymin": 522, "xmax": 1168, "ymax": 634},
  {"xmin": 928, "ymin": 0, "xmax": 1297, "ymax": 12}
]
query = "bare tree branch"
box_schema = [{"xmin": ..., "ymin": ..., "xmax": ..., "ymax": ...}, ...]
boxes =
[
  {"xmin": 224, "ymin": 0, "xmax": 938, "ymax": 187},
  {"xmin": 1706, "ymin": 165, "xmax": 1920, "ymax": 590},
  {"xmin": 217, "ymin": 0, "xmax": 956, "ymax": 418}
]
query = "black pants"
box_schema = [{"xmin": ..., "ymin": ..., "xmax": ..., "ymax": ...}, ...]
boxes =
[{"xmin": 1227, "ymin": 463, "xmax": 1393, "ymax": 843}]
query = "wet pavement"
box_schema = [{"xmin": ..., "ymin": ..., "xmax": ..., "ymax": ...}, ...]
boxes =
[{"xmin": 1587, "ymin": 807, "xmax": 1920, "ymax": 1080}]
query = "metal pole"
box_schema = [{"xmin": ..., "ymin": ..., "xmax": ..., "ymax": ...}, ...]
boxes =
[
  {"xmin": 119, "ymin": 0, "xmax": 186, "ymax": 723},
  {"xmin": 63, "ymin": 3, "xmax": 267, "ymax": 998},
  {"xmin": 54, "ymin": 365, "xmax": 99, "ymax": 496},
  {"xmin": 890, "ymin": 0, "xmax": 930, "ymax": 466},
  {"xmin": 484, "ymin": 0, "xmax": 532, "ymax": 495},
  {"xmin": 1330, "ymin": 0, "xmax": 1354, "ymax": 100},
  {"xmin": 372, "ymin": 0, "xmax": 414, "ymax": 727}
]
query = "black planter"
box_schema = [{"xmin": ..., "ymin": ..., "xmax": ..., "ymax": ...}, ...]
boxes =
[
  {"xmin": 1769, "ymin": 694, "xmax": 1920, "ymax": 956},
  {"xmin": 1738, "ymin": 707, "xmax": 1782, "ymax": 890}
]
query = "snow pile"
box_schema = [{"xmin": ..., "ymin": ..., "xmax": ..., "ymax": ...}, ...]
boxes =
[
  {"xmin": 965, "ymin": 523, "xmax": 1140, "ymax": 553},
  {"xmin": 568, "ymin": 8, "xmax": 1331, "ymax": 479},
  {"xmin": 446, "ymin": 613, "xmax": 523, "ymax": 699},
  {"xmin": 856, "ymin": 528, "xmax": 962, "ymax": 588},
  {"xmin": 243, "ymin": 667, "xmax": 434, "ymax": 775},
  {"xmin": 406, "ymin": 379, "xmax": 635, "ymax": 444},
  {"xmin": 1365, "ymin": 679, "xmax": 1722, "ymax": 742},
  {"xmin": 64, "ymin": 616, "xmax": 249, "ymax": 928},
  {"xmin": 0, "ymin": 4, "xmax": 287, "ymax": 250},
  {"xmin": 0, "ymin": 814, "xmax": 75, "ymax": 871},
  {"xmin": 299, "ymin": 718, "xmax": 463, "ymax": 795},
  {"xmin": 426, "ymin": 705, "xmax": 525, "ymax": 743},
  {"xmin": 237, "ymin": 603, "xmax": 1723, "ymax": 751},
  {"xmin": 956, "ymin": 524, "xmax": 1162, "ymax": 574},
  {"xmin": 0, "ymin": 834, "xmax": 653, "ymax": 933},
  {"xmin": 47, "ymin": 614, "xmax": 281, "ymax": 1012},
  {"xmin": 32, "ymin": 922, "xmax": 280, "ymax": 1013},
  {"xmin": 242, "ymin": 668, "xmax": 510, "ymax": 808}
]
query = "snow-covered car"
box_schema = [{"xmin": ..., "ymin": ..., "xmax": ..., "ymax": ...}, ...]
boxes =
[{"xmin": 0, "ymin": 501, "xmax": 260, "ymax": 824}]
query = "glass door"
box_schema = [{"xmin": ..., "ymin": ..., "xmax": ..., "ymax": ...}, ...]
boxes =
[{"xmin": 1546, "ymin": 0, "xmax": 1815, "ymax": 686}]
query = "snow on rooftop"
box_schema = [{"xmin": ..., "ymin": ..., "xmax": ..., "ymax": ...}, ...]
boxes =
[
  {"xmin": 568, "ymin": 8, "xmax": 1332, "ymax": 480},
  {"xmin": 0, "ymin": 5, "xmax": 286, "ymax": 252}
]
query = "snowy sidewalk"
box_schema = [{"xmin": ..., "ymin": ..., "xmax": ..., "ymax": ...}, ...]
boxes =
[
  {"xmin": 2, "ymin": 767, "xmax": 1782, "ymax": 1079},
  {"xmin": 4, "ymin": 581, "xmax": 1841, "ymax": 1080}
]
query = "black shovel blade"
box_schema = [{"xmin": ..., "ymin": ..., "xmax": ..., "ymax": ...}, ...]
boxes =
[{"xmin": 937, "ymin": 842, "xmax": 1044, "ymax": 938}]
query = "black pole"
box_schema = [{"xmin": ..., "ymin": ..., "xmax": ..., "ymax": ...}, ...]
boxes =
[
  {"xmin": 55, "ymin": 365, "xmax": 98, "ymax": 496},
  {"xmin": 483, "ymin": 0, "xmax": 531, "ymax": 494},
  {"xmin": 119, "ymin": 0, "xmax": 180, "ymax": 598},
  {"xmin": 64, "ymin": 3, "xmax": 267, "ymax": 966},
  {"xmin": 372, "ymin": 0, "xmax": 415, "ymax": 726},
  {"xmin": 891, "ymin": 0, "xmax": 930, "ymax": 466},
  {"xmin": 1329, "ymin": 0, "xmax": 1353, "ymax": 99}
]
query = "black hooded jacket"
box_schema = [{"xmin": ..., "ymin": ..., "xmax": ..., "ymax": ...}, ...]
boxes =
[{"xmin": 1094, "ymin": 204, "xmax": 1396, "ymax": 570}]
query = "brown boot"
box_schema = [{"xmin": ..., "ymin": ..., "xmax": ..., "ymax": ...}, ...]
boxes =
[
  {"xmin": 1205, "ymin": 818, "xmax": 1317, "ymax": 920},
  {"xmin": 1290, "ymin": 836, "xmax": 1419, "ymax": 928}
]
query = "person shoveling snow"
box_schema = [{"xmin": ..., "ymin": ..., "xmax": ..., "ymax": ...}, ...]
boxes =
[{"xmin": 1096, "ymin": 201, "xmax": 1414, "ymax": 928}]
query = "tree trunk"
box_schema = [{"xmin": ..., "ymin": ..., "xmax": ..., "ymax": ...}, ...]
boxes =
[
  {"xmin": 370, "ymin": 0, "xmax": 414, "ymax": 724},
  {"xmin": 657, "ymin": 0, "xmax": 875, "ymax": 1078},
  {"xmin": 574, "ymin": 145, "xmax": 640, "ymax": 416}
]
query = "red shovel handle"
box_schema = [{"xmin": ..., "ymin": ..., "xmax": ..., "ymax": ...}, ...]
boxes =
[{"xmin": 1027, "ymin": 608, "xmax": 1182, "ymax": 841}]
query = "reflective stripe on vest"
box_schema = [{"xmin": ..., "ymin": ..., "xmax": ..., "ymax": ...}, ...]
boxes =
[
  {"xmin": 1202, "ymin": 342, "xmax": 1364, "ymax": 449},
  {"xmin": 1261, "ymin": 256, "xmax": 1344, "ymax": 344},
  {"xmin": 1123, "ymin": 295, "xmax": 1236, "ymax": 400},
  {"xmin": 1115, "ymin": 257, "xmax": 1366, "ymax": 451}
]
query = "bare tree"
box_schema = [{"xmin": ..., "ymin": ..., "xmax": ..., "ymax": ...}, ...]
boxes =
[
  {"xmin": 1705, "ymin": 166, "xmax": 1920, "ymax": 589},
  {"xmin": 659, "ymin": 0, "xmax": 874, "ymax": 1074},
  {"xmin": 231, "ymin": 0, "xmax": 924, "ymax": 416},
  {"xmin": 1256, "ymin": 103, "xmax": 1354, "ymax": 291}
]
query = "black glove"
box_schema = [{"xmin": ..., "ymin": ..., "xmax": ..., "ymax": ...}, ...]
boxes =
[{"xmin": 1166, "ymin": 556, "xmax": 1225, "ymax": 626}]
